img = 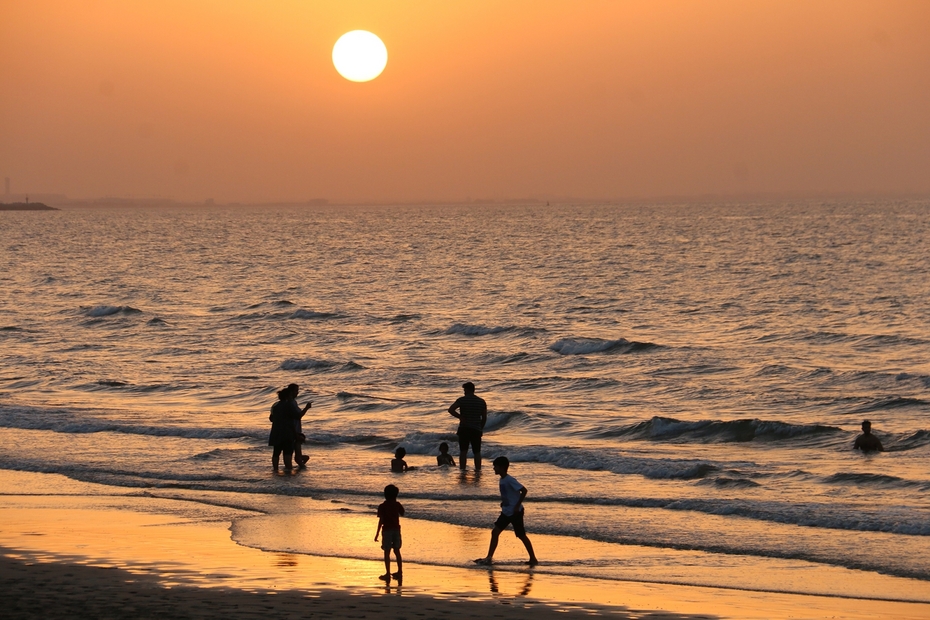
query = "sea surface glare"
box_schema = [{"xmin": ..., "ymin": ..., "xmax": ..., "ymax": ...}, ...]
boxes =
[{"xmin": 1, "ymin": 201, "xmax": 928, "ymax": 601}]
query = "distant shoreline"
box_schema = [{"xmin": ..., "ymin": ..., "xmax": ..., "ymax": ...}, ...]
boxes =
[{"xmin": 0, "ymin": 202, "xmax": 58, "ymax": 211}]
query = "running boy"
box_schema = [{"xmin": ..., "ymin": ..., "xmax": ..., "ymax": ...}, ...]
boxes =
[
  {"xmin": 375, "ymin": 484, "xmax": 405, "ymax": 581},
  {"xmin": 475, "ymin": 456, "xmax": 538, "ymax": 566}
]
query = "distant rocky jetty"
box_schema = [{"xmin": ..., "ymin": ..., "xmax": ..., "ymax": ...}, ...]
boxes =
[{"xmin": 0, "ymin": 202, "xmax": 58, "ymax": 211}]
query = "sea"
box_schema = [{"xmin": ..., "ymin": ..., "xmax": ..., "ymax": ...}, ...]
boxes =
[{"xmin": 1, "ymin": 201, "xmax": 929, "ymax": 602}]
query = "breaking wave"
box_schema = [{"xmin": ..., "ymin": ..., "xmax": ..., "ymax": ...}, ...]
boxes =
[{"xmin": 549, "ymin": 337, "xmax": 658, "ymax": 355}]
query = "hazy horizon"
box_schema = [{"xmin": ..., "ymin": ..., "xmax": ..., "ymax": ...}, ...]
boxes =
[{"xmin": 3, "ymin": 1, "xmax": 929, "ymax": 204}]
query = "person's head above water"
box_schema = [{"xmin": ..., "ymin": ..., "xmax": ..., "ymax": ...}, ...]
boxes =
[
  {"xmin": 439, "ymin": 442, "xmax": 449, "ymax": 453},
  {"xmin": 862, "ymin": 420, "xmax": 872, "ymax": 433},
  {"xmin": 395, "ymin": 447, "xmax": 406, "ymax": 459},
  {"xmin": 462, "ymin": 381, "xmax": 476, "ymax": 394}
]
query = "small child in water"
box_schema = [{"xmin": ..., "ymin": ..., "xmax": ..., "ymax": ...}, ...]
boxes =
[
  {"xmin": 436, "ymin": 442, "xmax": 456, "ymax": 466},
  {"xmin": 391, "ymin": 447, "xmax": 409, "ymax": 472},
  {"xmin": 375, "ymin": 484, "xmax": 404, "ymax": 582}
]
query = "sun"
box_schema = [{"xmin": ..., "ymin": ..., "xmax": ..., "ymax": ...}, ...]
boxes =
[{"xmin": 332, "ymin": 30, "xmax": 387, "ymax": 82}]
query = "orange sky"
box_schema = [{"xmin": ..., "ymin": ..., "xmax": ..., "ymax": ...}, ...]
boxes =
[{"xmin": 2, "ymin": 0, "xmax": 929, "ymax": 203}]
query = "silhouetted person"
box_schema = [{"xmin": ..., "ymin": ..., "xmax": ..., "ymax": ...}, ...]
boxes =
[
  {"xmin": 436, "ymin": 442, "xmax": 456, "ymax": 466},
  {"xmin": 375, "ymin": 484, "xmax": 405, "ymax": 582},
  {"xmin": 268, "ymin": 388, "xmax": 296, "ymax": 470},
  {"xmin": 391, "ymin": 447, "xmax": 409, "ymax": 472},
  {"xmin": 284, "ymin": 383, "xmax": 312, "ymax": 467},
  {"xmin": 475, "ymin": 456, "xmax": 538, "ymax": 566},
  {"xmin": 448, "ymin": 382, "xmax": 487, "ymax": 470},
  {"xmin": 854, "ymin": 420, "xmax": 884, "ymax": 453}
]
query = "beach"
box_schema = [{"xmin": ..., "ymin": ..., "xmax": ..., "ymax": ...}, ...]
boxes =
[
  {"xmin": 2, "ymin": 202, "xmax": 929, "ymax": 619},
  {"xmin": 5, "ymin": 0, "xmax": 930, "ymax": 615},
  {"xmin": 1, "ymin": 471, "xmax": 928, "ymax": 620}
]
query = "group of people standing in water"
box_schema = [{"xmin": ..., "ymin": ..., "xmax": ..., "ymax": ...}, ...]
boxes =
[
  {"xmin": 267, "ymin": 383, "xmax": 312, "ymax": 470},
  {"xmin": 268, "ymin": 381, "xmax": 492, "ymax": 471}
]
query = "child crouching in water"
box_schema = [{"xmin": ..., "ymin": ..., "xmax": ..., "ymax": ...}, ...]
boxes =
[
  {"xmin": 391, "ymin": 447, "xmax": 409, "ymax": 472},
  {"xmin": 375, "ymin": 484, "xmax": 404, "ymax": 581},
  {"xmin": 437, "ymin": 442, "xmax": 456, "ymax": 466}
]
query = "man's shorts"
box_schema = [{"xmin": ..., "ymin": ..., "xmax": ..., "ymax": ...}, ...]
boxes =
[
  {"xmin": 380, "ymin": 529, "xmax": 402, "ymax": 551},
  {"xmin": 493, "ymin": 509, "xmax": 526, "ymax": 537},
  {"xmin": 457, "ymin": 427, "xmax": 482, "ymax": 454}
]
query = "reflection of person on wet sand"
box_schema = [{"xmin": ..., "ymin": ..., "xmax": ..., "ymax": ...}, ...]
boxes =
[
  {"xmin": 475, "ymin": 456, "xmax": 538, "ymax": 567},
  {"xmin": 488, "ymin": 570, "xmax": 533, "ymax": 596},
  {"xmin": 854, "ymin": 420, "xmax": 884, "ymax": 453},
  {"xmin": 448, "ymin": 382, "xmax": 487, "ymax": 471}
]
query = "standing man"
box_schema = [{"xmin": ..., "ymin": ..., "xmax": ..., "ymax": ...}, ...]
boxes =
[{"xmin": 448, "ymin": 382, "xmax": 488, "ymax": 471}]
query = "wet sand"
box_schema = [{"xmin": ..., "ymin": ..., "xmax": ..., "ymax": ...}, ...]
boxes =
[
  {"xmin": 1, "ymin": 472, "xmax": 928, "ymax": 619},
  {"xmin": 2, "ymin": 554, "xmax": 679, "ymax": 620}
]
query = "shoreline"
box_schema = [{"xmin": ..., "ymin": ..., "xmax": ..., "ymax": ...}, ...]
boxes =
[{"xmin": 1, "ymin": 477, "xmax": 929, "ymax": 619}]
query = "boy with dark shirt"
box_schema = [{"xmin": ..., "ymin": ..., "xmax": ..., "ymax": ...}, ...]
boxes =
[{"xmin": 375, "ymin": 484, "xmax": 405, "ymax": 581}]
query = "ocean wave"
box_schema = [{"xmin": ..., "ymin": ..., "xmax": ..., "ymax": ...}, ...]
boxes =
[
  {"xmin": 824, "ymin": 472, "xmax": 926, "ymax": 489},
  {"xmin": 889, "ymin": 429, "xmax": 930, "ymax": 452},
  {"xmin": 549, "ymin": 337, "xmax": 658, "ymax": 355},
  {"xmin": 83, "ymin": 305, "xmax": 142, "ymax": 317},
  {"xmin": 288, "ymin": 309, "xmax": 340, "ymax": 320},
  {"xmin": 444, "ymin": 323, "xmax": 518, "ymax": 336},
  {"xmin": 850, "ymin": 396, "xmax": 929, "ymax": 413},
  {"xmin": 484, "ymin": 410, "xmax": 521, "ymax": 432},
  {"xmin": 412, "ymin": 491, "xmax": 930, "ymax": 539},
  {"xmin": 0, "ymin": 415, "xmax": 259, "ymax": 441},
  {"xmin": 481, "ymin": 352, "xmax": 535, "ymax": 365},
  {"xmin": 498, "ymin": 376, "xmax": 620, "ymax": 391},
  {"xmin": 78, "ymin": 381, "xmax": 195, "ymax": 393},
  {"xmin": 305, "ymin": 432, "xmax": 393, "ymax": 447},
  {"xmin": 596, "ymin": 416, "xmax": 842, "ymax": 443},
  {"xmin": 280, "ymin": 358, "xmax": 340, "ymax": 371},
  {"xmin": 895, "ymin": 372, "xmax": 930, "ymax": 388},
  {"xmin": 857, "ymin": 334, "xmax": 929, "ymax": 348},
  {"xmin": 498, "ymin": 444, "xmax": 721, "ymax": 480},
  {"xmin": 389, "ymin": 313, "xmax": 421, "ymax": 323},
  {"xmin": 232, "ymin": 307, "xmax": 341, "ymax": 321},
  {"xmin": 695, "ymin": 477, "xmax": 761, "ymax": 489},
  {"xmin": 335, "ymin": 392, "xmax": 403, "ymax": 402}
]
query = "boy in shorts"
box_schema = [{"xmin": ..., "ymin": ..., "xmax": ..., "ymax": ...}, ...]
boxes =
[
  {"xmin": 375, "ymin": 484, "xmax": 405, "ymax": 581},
  {"xmin": 475, "ymin": 456, "xmax": 538, "ymax": 566}
]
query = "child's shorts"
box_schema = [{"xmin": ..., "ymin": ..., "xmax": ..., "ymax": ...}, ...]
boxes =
[
  {"xmin": 381, "ymin": 529, "xmax": 402, "ymax": 551},
  {"xmin": 494, "ymin": 509, "xmax": 526, "ymax": 537}
]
